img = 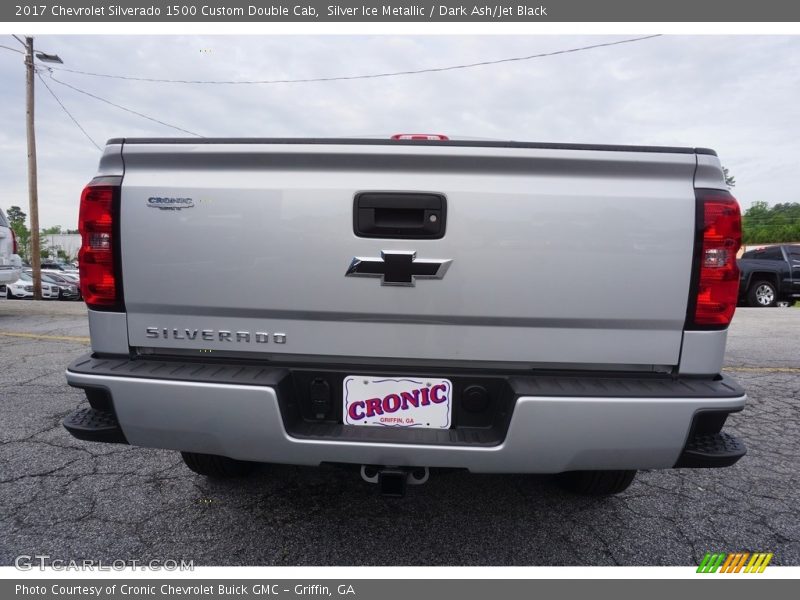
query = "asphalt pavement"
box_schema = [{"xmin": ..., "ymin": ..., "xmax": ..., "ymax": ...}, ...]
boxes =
[{"xmin": 0, "ymin": 300, "xmax": 798, "ymax": 566}]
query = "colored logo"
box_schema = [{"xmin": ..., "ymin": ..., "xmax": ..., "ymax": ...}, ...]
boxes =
[
  {"xmin": 697, "ymin": 552, "xmax": 773, "ymax": 573},
  {"xmin": 343, "ymin": 376, "xmax": 452, "ymax": 429}
]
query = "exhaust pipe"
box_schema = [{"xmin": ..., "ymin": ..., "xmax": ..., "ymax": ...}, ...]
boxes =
[{"xmin": 360, "ymin": 465, "xmax": 429, "ymax": 497}]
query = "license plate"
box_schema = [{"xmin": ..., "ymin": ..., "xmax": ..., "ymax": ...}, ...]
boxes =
[{"xmin": 343, "ymin": 375, "xmax": 452, "ymax": 429}]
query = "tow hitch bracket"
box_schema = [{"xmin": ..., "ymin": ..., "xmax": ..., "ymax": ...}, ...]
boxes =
[{"xmin": 360, "ymin": 465, "xmax": 429, "ymax": 497}]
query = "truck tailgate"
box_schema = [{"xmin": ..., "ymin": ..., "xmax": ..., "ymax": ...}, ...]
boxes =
[{"xmin": 119, "ymin": 142, "xmax": 697, "ymax": 368}]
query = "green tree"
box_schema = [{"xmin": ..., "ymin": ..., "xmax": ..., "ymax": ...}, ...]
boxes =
[
  {"xmin": 6, "ymin": 205, "xmax": 26, "ymax": 228},
  {"xmin": 742, "ymin": 201, "xmax": 800, "ymax": 244},
  {"xmin": 41, "ymin": 225, "xmax": 62, "ymax": 235},
  {"xmin": 5, "ymin": 205, "xmax": 31, "ymax": 263},
  {"xmin": 722, "ymin": 167, "xmax": 736, "ymax": 188}
]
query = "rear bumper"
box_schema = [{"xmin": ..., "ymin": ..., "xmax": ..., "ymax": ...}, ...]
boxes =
[{"xmin": 64, "ymin": 354, "xmax": 747, "ymax": 473}]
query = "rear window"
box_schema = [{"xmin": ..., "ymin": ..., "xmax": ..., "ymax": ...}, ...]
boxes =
[
  {"xmin": 743, "ymin": 247, "xmax": 783, "ymax": 260},
  {"xmin": 0, "ymin": 210, "xmax": 8, "ymax": 228}
]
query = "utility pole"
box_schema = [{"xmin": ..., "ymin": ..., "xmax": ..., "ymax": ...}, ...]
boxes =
[{"xmin": 25, "ymin": 36, "xmax": 42, "ymax": 300}]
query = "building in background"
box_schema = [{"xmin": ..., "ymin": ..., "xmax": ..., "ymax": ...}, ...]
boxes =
[{"xmin": 42, "ymin": 233, "xmax": 80, "ymax": 262}]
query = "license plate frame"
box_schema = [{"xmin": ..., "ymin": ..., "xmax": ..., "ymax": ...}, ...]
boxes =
[{"xmin": 343, "ymin": 375, "xmax": 453, "ymax": 429}]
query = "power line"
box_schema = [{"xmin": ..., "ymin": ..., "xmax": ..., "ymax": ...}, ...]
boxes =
[
  {"xmin": 0, "ymin": 43, "xmax": 24, "ymax": 55},
  {"xmin": 46, "ymin": 72, "xmax": 203, "ymax": 137},
  {"xmin": 35, "ymin": 70, "xmax": 102, "ymax": 151},
  {"xmin": 7, "ymin": 35, "xmax": 665, "ymax": 147},
  {"xmin": 742, "ymin": 219, "xmax": 800, "ymax": 225},
  {"xmin": 743, "ymin": 218, "xmax": 800, "ymax": 224},
  {"xmin": 11, "ymin": 34, "xmax": 26, "ymax": 48},
  {"xmin": 45, "ymin": 34, "xmax": 663, "ymax": 85},
  {"xmin": 6, "ymin": 43, "xmax": 202, "ymax": 139}
]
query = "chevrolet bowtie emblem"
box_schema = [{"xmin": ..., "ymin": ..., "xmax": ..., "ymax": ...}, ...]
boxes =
[{"xmin": 345, "ymin": 251, "xmax": 452, "ymax": 286}]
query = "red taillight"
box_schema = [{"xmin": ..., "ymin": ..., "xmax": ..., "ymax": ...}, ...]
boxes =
[
  {"xmin": 690, "ymin": 189, "xmax": 741, "ymax": 327},
  {"xmin": 11, "ymin": 228, "xmax": 17, "ymax": 255},
  {"xmin": 78, "ymin": 183, "xmax": 121, "ymax": 309},
  {"xmin": 391, "ymin": 134, "xmax": 450, "ymax": 141}
]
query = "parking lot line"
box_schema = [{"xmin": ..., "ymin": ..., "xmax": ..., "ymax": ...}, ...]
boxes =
[
  {"xmin": 723, "ymin": 366, "xmax": 800, "ymax": 373},
  {"xmin": 0, "ymin": 303, "xmax": 797, "ymax": 566},
  {"xmin": 0, "ymin": 331, "xmax": 91, "ymax": 344}
]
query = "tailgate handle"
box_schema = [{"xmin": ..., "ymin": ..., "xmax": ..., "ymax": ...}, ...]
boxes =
[{"xmin": 354, "ymin": 193, "xmax": 446, "ymax": 239}]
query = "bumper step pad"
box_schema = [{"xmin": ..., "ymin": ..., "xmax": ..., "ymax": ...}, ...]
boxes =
[
  {"xmin": 675, "ymin": 431, "xmax": 746, "ymax": 468},
  {"xmin": 63, "ymin": 407, "xmax": 128, "ymax": 444}
]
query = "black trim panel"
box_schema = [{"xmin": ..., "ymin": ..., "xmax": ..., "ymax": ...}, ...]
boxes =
[
  {"xmin": 353, "ymin": 192, "xmax": 447, "ymax": 240},
  {"xmin": 674, "ymin": 432, "xmax": 746, "ymax": 468},
  {"xmin": 63, "ymin": 407, "xmax": 128, "ymax": 444},
  {"xmin": 510, "ymin": 374, "xmax": 744, "ymax": 398},
  {"xmin": 67, "ymin": 354, "xmax": 288, "ymax": 387},
  {"xmin": 287, "ymin": 422, "xmax": 502, "ymax": 447},
  {"xmin": 106, "ymin": 137, "xmax": 717, "ymax": 156},
  {"xmin": 673, "ymin": 408, "xmax": 746, "ymax": 468},
  {"xmin": 68, "ymin": 354, "xmax": 744, "ymax": 399}
]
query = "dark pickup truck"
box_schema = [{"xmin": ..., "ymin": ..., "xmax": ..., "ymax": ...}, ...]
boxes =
[{"xmin": 738, "ymin": 244, "xmax": 800, "ymax": 307}]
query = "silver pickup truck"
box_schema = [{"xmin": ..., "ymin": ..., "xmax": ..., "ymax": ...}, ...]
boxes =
[{"xmin": 64, "ymin": 137, "xmax": 747, "ymax": 497}]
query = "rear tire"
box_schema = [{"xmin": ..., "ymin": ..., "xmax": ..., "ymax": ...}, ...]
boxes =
[
  {"xmin": 6, "ymin": 288, "xmax": 13, "ymax": 299},
  {"xmin": 747, "ymin": 281, "xmax": 777, "ymax": 307},
  {"xmin": 557, "ymin": 470, "xmax": 636, "ymax": 496},
  {"xmin": 180, "ymin": 451, "xmax": 255, "ymax": 479}
]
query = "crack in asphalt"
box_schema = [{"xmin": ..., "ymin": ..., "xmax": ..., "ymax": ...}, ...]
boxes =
[{"xmin": 0, "ymin": 305, "xmax": 798, "ymax": 565}]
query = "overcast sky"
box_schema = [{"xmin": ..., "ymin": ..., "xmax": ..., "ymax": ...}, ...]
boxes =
[{"xmin": 0, "ymin": 34, "xmax": 798, "ymax": 228}]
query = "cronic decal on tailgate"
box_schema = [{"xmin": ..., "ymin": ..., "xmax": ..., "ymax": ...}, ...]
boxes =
[{"xmin": 147, "ymin": 196, "xmax": 194, "ymax": 210}]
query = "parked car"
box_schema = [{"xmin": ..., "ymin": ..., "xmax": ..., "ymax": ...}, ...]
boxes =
[
  {"xmin": 52, "ymin": 270, "xmax": 81, "ymax": 294},
  {"xmin": 40, "ymin": 261, "xmax": 79, "ymax": 274},
  {"xmin": 6, "ymin": 271, "xmax": 60, "ymax": 299},
  {"xmin": 34, "ymin": 270, "xmax": 81, "ymax": 300},
  {"xmin": 57, "ymin": 271, "xmax": 80, "ymax": 283},
  {"xmin": 0, "ymin": 208, "xmax": 22, "ymax": 289},
  {"xmin": 737, "ymin": 244, "xmax": 800, "ymax": 307}
]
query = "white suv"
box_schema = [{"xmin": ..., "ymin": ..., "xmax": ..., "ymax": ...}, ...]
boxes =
[
  {"xmin": 6, "ymin": 271, "xmax": 60, "ymax": 299},
  {"xmin": 0, "ymin": 208, "xmax": 22, "ymax": 290}
]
